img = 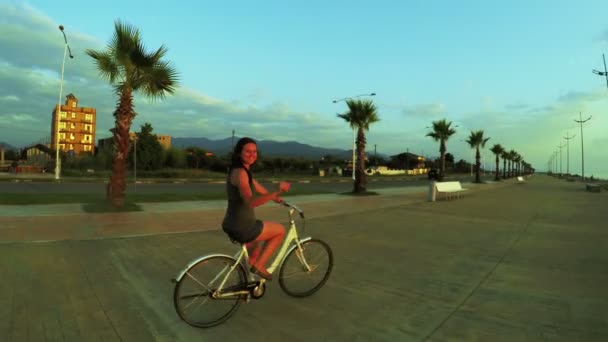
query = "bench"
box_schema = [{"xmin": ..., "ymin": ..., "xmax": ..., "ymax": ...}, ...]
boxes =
[
  {"xmin": 435, "ymin": 181, "xmax": 468, "ymax": 200},
  {"xmin": 586, "ymin": 183, "xmax": 601, "ymax": 193},
  {"xmin": 517, "ymin": 176, "xmax": 525, "ymax": 183}
]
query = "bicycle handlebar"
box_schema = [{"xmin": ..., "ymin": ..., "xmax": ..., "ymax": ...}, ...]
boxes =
[{"xmin": 279, "ymin": 200, "xmax": 305, "ymax": 218}]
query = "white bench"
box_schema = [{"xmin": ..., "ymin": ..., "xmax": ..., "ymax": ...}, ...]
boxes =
[
  {"xmin": 586, "ymin": 183, "xmax": 601, "ymax": 193},
  {"xmin": 435, "ymin": 181, "xmax": 468, "ymax": 200},
  {"xmin": 517, "ymin": 176, "xmax": 525, "ymax": 183}
]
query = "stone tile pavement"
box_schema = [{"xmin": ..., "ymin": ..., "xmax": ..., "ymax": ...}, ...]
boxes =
[{"xmin": 0, "ymin": 175, "xmax": 607, "ymax": 341}]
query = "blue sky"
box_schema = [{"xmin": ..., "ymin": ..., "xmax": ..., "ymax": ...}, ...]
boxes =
[{"xmin": 1, "ymin": 0, "xmax": 607, "ymax": 177}]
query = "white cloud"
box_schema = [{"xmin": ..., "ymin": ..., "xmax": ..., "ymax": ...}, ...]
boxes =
[
  {"xmin": 0, "ymin": 3, "xmax": 351, "ymax": 149},
  {"xmin": 401, "ymin": 103, "xmax": 447, "ymax": 117},
  {"xmin": 1, "ymin": 2, "xmax": 606, "ymax": 176},
  {"xmin": 0, "ymin": 95, "xmax": 20, "ymax": 102},
  {"xmin": 11, "ymin": 114, "xmax": 36, "ymax": 122}
]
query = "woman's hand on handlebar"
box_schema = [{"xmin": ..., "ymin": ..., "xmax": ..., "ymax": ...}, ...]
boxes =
[{"xmin": 278, "ymin": 181, "xmax": 291, "ymax": 193}]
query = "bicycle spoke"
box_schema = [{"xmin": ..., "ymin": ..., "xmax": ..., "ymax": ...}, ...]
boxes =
[
  {"xmin": 281, "ymin": 263, "xmax": 321, "ymax": 278},
  {"xmin": 279, "ymin": 239, "xmax": 333, "ymax": 297},
  {"xmin": 174, "ymin": 256, "xmax": 248, "ymax": 328}
]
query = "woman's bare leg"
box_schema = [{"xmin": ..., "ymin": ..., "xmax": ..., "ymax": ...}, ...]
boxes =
[
  {"xmin": 252, "ymin": 221, "xmax": 285, "ymax": 272},
  {"xmin": 245, "ymin": 241, "xmax": 263, "ymax": 266}
]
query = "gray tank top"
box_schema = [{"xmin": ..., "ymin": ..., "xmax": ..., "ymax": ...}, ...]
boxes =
[{"xmin": 222, "ymin": 167, "xmax": 256, "ymax": 231}]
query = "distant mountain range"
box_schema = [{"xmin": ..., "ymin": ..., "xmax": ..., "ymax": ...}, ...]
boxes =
[
  {"xmin": 0, "ymin": 142, "xmax": 15, "ymax": 150},
  {"xmin": 173, "ymin": 137, "xmax": 380, "ymax": 160}
]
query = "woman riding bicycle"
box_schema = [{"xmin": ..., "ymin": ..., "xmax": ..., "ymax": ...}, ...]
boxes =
[{"xmin": 222, "ymin": 137, "xmax": 291, "ymax": 280}]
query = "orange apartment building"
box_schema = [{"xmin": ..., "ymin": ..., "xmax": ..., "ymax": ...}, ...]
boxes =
[{"xmin": 51, "ymin": 94, "xmax": 96, "ymax": 154}]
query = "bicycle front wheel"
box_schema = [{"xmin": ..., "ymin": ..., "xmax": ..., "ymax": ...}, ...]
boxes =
[
  {"xmin": 279, "ymin": 239, "xmax": 333, "ymax": 297},
  {"xmin": 173, "ymin": 255, "xmax": 247, "ymax": 328}
]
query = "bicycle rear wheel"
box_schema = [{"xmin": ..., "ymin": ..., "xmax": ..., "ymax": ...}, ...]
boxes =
[
  {"xmin": 279, "ymin": 239, "xmax": 333, "ymax": 297},
  {"xmin": 173, "ymin": 255, "xmax": 247, "ymax": 328}
]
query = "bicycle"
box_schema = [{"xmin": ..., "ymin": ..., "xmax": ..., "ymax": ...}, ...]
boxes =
[{"xmin": 172, "ymin": 200, "xmax": 333, "ymax": 328}]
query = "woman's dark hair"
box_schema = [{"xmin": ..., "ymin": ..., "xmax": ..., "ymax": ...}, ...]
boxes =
[
  {"xmin": 230, "ymin": 137, "xmax": 257, "ymax": 170},
  {"xmin": 229, "ymin": 137, "xmax": 257, "ymax": 186}
]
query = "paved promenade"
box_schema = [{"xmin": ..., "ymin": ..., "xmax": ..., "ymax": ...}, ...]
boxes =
[{"xmin": 0, "ymin": 175, "xmax": 606, "ymax": 341}]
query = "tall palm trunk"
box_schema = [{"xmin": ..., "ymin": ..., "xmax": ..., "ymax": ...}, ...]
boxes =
[
  {"xmin": 439, "ymin": 139, "xmax": 446, "ymax": 180},
  {"xmin": 354, "ymin": 128, "xmax": 367, "ymax": 193},
  {"xmin": 495, "ymin": 155, "xmax": 500, "ymax": 181},
  {"xmin": 517, "ymin": 162, "xmax": 521, "ymax": 176},
  {"xmin": 475, "ymin": 147, "xmax": 481, "ymax": 183},
  {"xmin": 107, "ymin": 88, "xmax": 136, "ymax": 207}
]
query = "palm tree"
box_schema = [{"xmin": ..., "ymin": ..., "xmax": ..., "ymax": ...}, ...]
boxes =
[
  {"xmin": 508, "ymin": 150, "xmax": 517, "ymax": 178},
  {"xmin": 337, "ymin": 99, "xmax": 380, "ymax": 193},
  {"xmin": 490, "ymin": 144, "xmax": 504, "ymax": 181},
  {"xmin": 87, "ymin": 20, "xmax": 179, "ymax": 207},
  {"xmin": 426, "ymin": 119, "xmax": 457, "ymax": 180},
  {"xmin": 466, "ymin": 130, "xmax": 490, "ymax": 183},
  {"xmin": 501, "ymin": 150, "xmax": 509, "ymax": 179},
  {"xmin": 514, "ymin": 154, "xmax": 522, "ymax": 176}
]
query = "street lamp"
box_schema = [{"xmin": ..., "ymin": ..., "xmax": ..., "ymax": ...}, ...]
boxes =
[
  {"xmin": 558, "ymin": 143, "xmax": 566, "ymax": 176},
  {"xmin": 563, "ymin": 132, "xmax": 575, "ymax": 175},
  {"xmin": 592, "ymin": 54, "xmax": 608, "ymax": 89},
  {"xmin": 574, "ymin": 112, "xmax": 592, "ymax": 180},
  {"xmin": 332, "ymin": 93, "xmax": 376, "ymax": 104},
  {"xmin": 332, "ymin": 92, "xmax": 376, "ymax": 181},
  {"xmin": 554, "ymin": 150, "xmax": 558, "ymax": 175},
  {"xmin": 54, "ymin": 24, "xmax": 74, "ymax": 181}
]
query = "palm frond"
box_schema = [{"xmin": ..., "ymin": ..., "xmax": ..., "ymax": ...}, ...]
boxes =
[
  {"xmin": 130, "ymin": 39, "xmax": 154, "ymax": 69},
  {"xmin": 140, "ymin": 61, "xmax": 180, "ymax": 100},
  {"xmin": 85, "ymin": 49, "xmax": 119, "ymax": 83},
  {"xmin": 466, "ymin": 130, "xmax": 489, "ymax": 148},
  {"xmin": 149, "ymin": 45, "xmax": 169, "ymax": 64},
  {"xmin": 428, "ymin": 119, "xmax": 457, "ymax": 141},
  {"xmin": 482, "ymin": 137, "xmax": 490, "ymax": 148},
  {"xmin": 491, "ymin": 144, "xmax": 504, "ymax": 155},
  {"xmin": 338, "ymin": 99, "xmax": 379, "ymax": 130},
  {"xmin": 112, "ymin": 20, "xmax": 139, "ymax": 70}
]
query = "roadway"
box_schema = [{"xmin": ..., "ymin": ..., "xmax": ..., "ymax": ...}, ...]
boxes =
[
  {"xmin": 0, "ymin": 173, "xmax": 495, "ymax": 194},
  {"xmin": 0, "ymin": 175, "xmax": 605, "ymax": 340}
]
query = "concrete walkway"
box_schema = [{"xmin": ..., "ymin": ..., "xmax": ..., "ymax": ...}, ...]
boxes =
[{"xmin": 0, "ymin": 175, "xmax": 606, "ymax": 341}]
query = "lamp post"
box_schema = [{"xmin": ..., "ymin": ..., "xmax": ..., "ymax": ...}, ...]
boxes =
[
  {"xmin": 574, "ymin": 112, "xmax": 592, "ymax": 181},
  {"xmin": 332, "ymin": 92, "xmax": 376, "ymax": 181},
  {"xmin": 554, "ymin": 150, "xmax": 558, "ymax": 175},
  {"xmin": 558, "ymin": 143, "xmax": 565, "ymax": 176},
  {"xmin": 54, "ymin": 25, "xmax": 74, "ymax": 181},
  {"xmin": 592, "ymin": 54, "xmax": 608, "ymax": 89},
  {"xmin": 374, "ymin": 144, "xmax": 377, "ymax": 168},
  {"xmin": 563, "ymin": 132, "xmax": 575, "ymax": 175}
]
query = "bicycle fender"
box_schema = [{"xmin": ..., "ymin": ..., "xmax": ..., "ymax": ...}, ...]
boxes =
[{"xmin": 174, "ymin": 253, "xmax": 236, "ymax": 282}]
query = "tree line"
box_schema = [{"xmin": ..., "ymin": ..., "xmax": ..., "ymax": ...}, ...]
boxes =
[{"xmin": 82, "ymin": 20, "xmax": 534, "ymax": 207}]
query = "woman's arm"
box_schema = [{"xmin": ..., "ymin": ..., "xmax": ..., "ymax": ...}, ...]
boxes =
[
  {"xmin": 231, "ymin": 169, "xmax": 280, "ymax": 208},
  {"xmin": 253, "ymin": 179, "xmax": 270, "ymax": 195},
  {"xmin": 254, "ymin": 179, "xmax": 288, "ymax": 203}
]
